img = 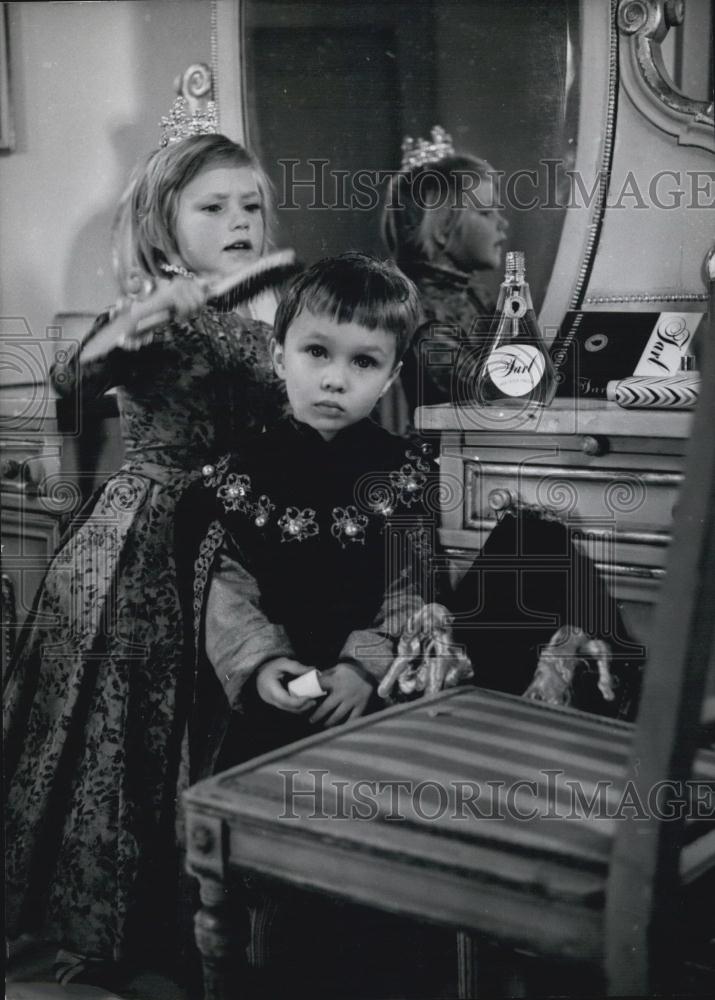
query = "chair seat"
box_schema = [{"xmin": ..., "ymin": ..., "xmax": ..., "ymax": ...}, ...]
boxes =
[{"xmin": 185, "ymin": 687, "xmax": 715, "ymax": 966}]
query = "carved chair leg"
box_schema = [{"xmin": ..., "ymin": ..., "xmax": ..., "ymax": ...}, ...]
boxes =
[
  {"xmin": 456, "ymin": 930, "xmax": 481, "ymax": 998},
  {"xmin": 193, "ymin": 874, "xmax": 249, "ymax": 1000},
  {"xmin": 457, "ymin": 933, "xmax": 529, "ymax": 998}
]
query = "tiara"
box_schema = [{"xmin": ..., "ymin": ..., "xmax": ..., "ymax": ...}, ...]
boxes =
[
  {"xmin": 400, "ymin": 126, "xmax": 455, "ymax": 171},
  {"xmin": 159, "ymin": 95, "xmax": 219, "ymax": 148}
]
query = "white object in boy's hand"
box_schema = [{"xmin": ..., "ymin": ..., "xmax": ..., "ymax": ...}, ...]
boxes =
[{"xmin": 287, "ymin": 669, "xmax": 326, "ymax": 699}]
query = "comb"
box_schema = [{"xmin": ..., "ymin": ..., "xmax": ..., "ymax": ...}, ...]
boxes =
[
  {"xmin": 134, "ymin": 249, "xmax": 298, "ymax": 337},
  {"xmin": 208, "ymin": 249, "xmax": 299, "ymax": 312}
]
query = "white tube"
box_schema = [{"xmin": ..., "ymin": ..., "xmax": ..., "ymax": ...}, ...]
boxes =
[
  {"xmin": 287, "ymin": 669, "xmax": 326, "ymax": 698},
  {"xmin": 606, "ymin": 373, "xmax": 700, "ymax": 409}
]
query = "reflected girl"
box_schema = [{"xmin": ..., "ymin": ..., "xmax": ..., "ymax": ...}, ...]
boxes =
[{"xmin": 382, "ymin": 127, "xmax": 508, "ymax": 413}]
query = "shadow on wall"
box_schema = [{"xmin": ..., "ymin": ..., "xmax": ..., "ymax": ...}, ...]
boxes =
[
  {"xmin": 63, "ymin": 123, "xmax": 141, "ymax": 319},
  {"xmin": 62, "ymin": 0, "xmax": 210, "ymax": 320}
]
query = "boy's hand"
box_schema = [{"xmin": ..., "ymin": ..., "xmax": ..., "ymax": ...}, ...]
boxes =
[
  {"xmin": 256, "ymin": 657, "xmax": 317, "ymax": 714},
  {"xmin": 309, "ymin": 663, "xmax": 373, "ymax": 728}
]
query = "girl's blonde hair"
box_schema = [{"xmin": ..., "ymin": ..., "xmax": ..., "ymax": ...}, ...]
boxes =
[
  {"xmin": 112, "ymin": 134, "xmax": 274, "ymax": 295},
  {"xmin": 382, "ymin": 153, "xmax": 495, "ymax": 271}
]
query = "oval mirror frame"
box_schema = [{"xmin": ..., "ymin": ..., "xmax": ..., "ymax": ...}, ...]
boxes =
[
  {"xmin": 211, "ymin": 0, "xmax": 620, "ymax": 338},
  {"xmin": 617, "ymin": 0, "xmax": 714, "ymax": 155}
]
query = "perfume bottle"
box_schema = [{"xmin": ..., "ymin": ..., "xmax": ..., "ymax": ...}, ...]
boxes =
[{"xmin": 474, "ymin": 251, "xmax": 557, "ymax": 406}]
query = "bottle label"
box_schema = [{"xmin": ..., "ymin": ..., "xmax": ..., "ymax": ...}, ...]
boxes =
[
  {"xmin": 486, "ymin": 345, "xmax": 545, "ymax": 396},
  {"xmin": 506, "ymin": 292, "xmax": 527, "ymax": 318}
]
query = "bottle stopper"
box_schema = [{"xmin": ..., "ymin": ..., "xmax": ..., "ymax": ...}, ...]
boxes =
[{"xmin": 287, "ymin": 669, "xmax": 326, "ymax": 699}]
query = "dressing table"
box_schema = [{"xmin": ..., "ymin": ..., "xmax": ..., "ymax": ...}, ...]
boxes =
[{"xmin": 415, "ymin": 398, "xmax": 692, "ymax": 646}]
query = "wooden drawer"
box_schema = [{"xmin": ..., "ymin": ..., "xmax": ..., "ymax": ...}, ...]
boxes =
[
  {"xmin": 416, "ymin": 402, "xmax": 692, "ymax": 646},
  {"xmin": 437, "ymin": 433, "xmax": 685, "ymax": 610}
]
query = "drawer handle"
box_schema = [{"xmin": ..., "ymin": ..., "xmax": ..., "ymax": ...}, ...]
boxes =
[
  {"xmin": 581, "ymin": 435, "xmax": 609, "ymax": 457},
  {"xmin": 190, "ymin": 823, "xmax": 215, "ymax": 854},
  {"xmin": 488, "ymin": 487, "xmax": 517, "ymax": 512},
  {"xmin": 2, "ymin": 459, "xmax": 21, "ymax": 480}
]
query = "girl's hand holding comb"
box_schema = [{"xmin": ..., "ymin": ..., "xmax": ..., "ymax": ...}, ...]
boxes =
[
  {"xmin": 80, "ymin": 251, "xmax": 298, "ymax": 361},
  {"xmin": 129, "ymin": 250, "xmax": 299, "ymax": 340},
  {"xmin": 118, "ymin": 276, "xmax": 211, "ymax": 351},
  {"xmin": 78, "ymin": 275, "xmax": 210, "ymax": 362}
]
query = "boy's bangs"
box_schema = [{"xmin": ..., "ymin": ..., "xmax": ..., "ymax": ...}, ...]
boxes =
[{"xmin": 300, "ymin": 281, "xmax": 414, "ymax": 339}]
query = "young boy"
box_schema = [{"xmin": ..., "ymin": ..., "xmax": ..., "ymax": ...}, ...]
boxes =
[{"xmin": 180, "ymin": 252, "xmax": 436, "ymax": 769}]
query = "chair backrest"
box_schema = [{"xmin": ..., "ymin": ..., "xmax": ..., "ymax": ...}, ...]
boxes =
[{"xmin": 605, "ymin": 257, "xmax": 715, "ymax": 993}]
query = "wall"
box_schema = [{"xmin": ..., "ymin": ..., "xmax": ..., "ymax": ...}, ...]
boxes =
[{"xmin": 0, "ymin": 0, "xmax": 210, "ymax": 360}]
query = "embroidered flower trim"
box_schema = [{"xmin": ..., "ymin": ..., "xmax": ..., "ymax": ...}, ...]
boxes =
[
  {"xmin": 193, "ymin": 520, "xmax": 226, "ymax": 646},
  {"xmin": 390, "ymin": 461, "xmax": 427, "ymax": 506},
  {"xmin": 217, "ymin": 473, "xmax": 253, "ymax": 513},
  {"xmin": 385, "ymin": 446, "xmax": 432, "ymax": 508},
  {"xmin": 370, "ymin": 490, "xmax": 397, "ymax": 519},
  {"xmin": 278, "ymin": 507, "xmax": 319, "ymax": 543},
  {"xmin": 202, "ymin": 455, "xmax": 229, "ymax": 488},
  {"xmin": 253, "ymin": 495, "xmax": 275, "ymax": 528},
  {"xmin": 331, "ymin": 505, "xmax": 369, "ymax": 547}
]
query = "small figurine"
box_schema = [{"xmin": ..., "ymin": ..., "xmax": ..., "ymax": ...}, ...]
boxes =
[
  {"xmin": 523, "ymin": 624, "xmax": 615, "ymax": 707},
  {"xmin": 378, "ymin": 603, "xmax": 474, "ymax": 701}
]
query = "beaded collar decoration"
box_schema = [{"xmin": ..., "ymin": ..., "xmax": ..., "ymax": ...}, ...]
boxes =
[{"xmin": 159, "ymin": 262, "xmax": 194, "ymax": 280}]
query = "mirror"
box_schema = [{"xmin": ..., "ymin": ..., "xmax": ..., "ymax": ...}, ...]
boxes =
[{"xmin": 239, "ymin": 0, "xmax": 581, "ymax": 315}]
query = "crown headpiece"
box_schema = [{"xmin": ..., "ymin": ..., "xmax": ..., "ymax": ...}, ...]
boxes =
[
  {"xmin": 159, "ymin": 96, "xmax": 219, "ymax": 148},
  {"xmin": 400, "ymin": 126, "xmax": 455, "ymax": 171}
]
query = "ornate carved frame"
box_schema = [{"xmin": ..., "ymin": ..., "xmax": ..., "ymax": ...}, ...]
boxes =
[{"xmin": 617, "ymin": 0, "xmax": 714, "ymax": 154}]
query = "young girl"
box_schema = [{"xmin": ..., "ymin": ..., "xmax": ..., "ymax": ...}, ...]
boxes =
[
  {"xmin": 4, "ymin": 131, "xmax": 287, "ymax": 984},
  {"xmin": 382, "ymin": 127, "xmax": 509, "ymax": 413}
]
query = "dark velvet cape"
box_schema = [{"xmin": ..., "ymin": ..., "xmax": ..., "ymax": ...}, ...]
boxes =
[{"xmin": 175, "ymin": 417, "xmax": 438, "ymax": 779}]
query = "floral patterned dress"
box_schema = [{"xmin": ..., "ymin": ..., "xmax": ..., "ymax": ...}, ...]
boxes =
[{"xmin": 3, "ymin": 307, "xmax": 285, "ymax": 962}]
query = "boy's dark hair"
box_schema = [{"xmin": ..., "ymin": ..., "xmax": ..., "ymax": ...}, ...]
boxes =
[{"xmin": 273, "ymin": 251, "xmax": 423, "ymax": 362}]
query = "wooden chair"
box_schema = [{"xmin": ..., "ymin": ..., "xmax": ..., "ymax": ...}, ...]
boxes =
[{"xmin": 602, "ymin": 258, "xmax": 715, "ymax": 992}]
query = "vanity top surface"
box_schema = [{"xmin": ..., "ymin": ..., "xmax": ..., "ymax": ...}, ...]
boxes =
[{"xmin": 415, "ymin": 399, "xmax": 692, "ymax": 439}]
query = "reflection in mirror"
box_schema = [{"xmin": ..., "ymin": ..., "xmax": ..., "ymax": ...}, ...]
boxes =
[{"xmin": 243, "ymin": 0, "xmax": 580, "ymax": 313}]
